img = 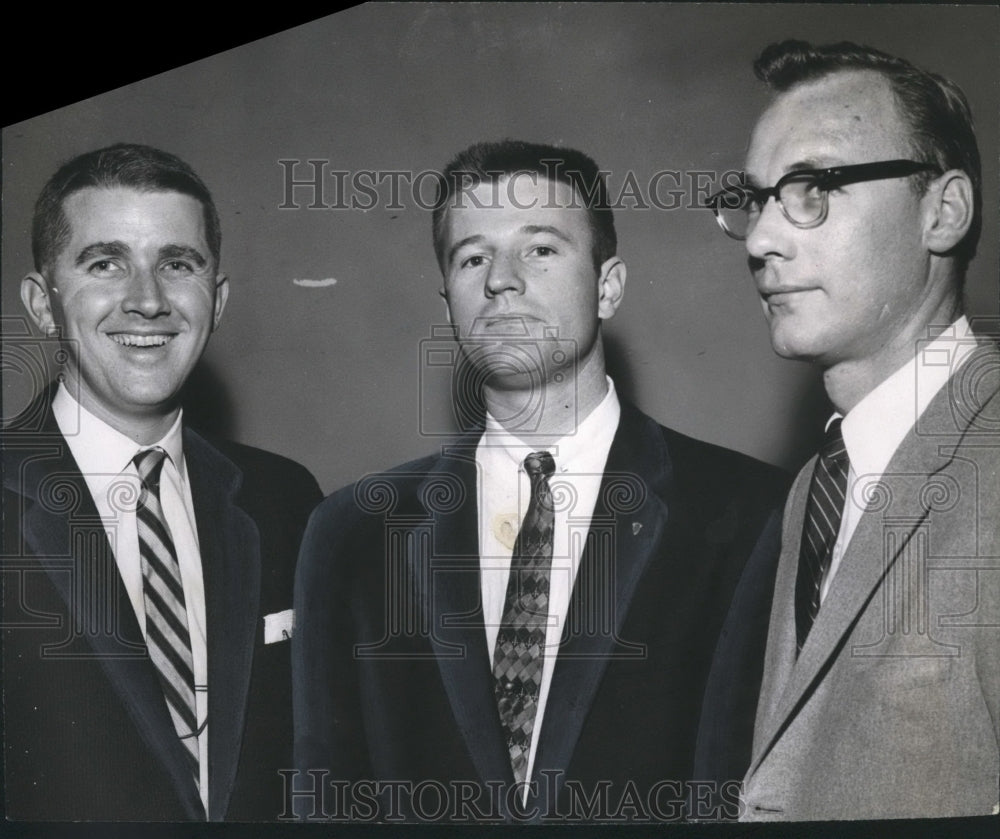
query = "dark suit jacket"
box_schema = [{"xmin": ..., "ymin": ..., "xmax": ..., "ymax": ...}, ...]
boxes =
[
  {"xmin": 2, "ymin": 392, "xmax": 322, "ymax": 821},
  {"xmin": 740, "ymin": 344, "xmax": 1000, "ymax": 821},
  {"xmin": 293, "ymin": 402, "xmax": 787, "ymax": 823}
]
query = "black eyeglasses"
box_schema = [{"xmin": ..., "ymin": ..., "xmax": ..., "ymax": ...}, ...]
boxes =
[{"xmin": 708, "ymin": 159, "xmax": 940, "ymax": 240}]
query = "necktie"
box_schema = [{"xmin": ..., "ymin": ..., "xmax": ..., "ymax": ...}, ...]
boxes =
[
  {"xmin": 134, "ymin": 448, "xmax": 199, "ymax": 782},
  {"xmin": 493, "ymin": 450, "xmax": 556, "ymax": 785},
  {"xmin": 795, "ymin": 418, "xmax": 850, "ymax": 652}
]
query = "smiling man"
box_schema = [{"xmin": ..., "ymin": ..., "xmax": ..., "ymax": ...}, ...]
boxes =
[
  {"xmin": 292, "ymin": 140, "xmax": 788, "ymax": 823},
  {"xmin": 2, "ymin": 144, "xmax": 322, "ymax": 820},
  {"xmin": 707, "ymin": 42, "xmax": 1000, "ymax": 820}
]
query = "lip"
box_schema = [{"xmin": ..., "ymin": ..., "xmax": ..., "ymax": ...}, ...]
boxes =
[
  {"xmin": 759, "ymin": 287, "xmax": 818, "ymax": 305},
  {"xmin": 477, "ymin": 314, "xmax": 542, "ymax": 332}
]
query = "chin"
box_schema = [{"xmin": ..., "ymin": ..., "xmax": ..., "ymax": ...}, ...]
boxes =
[
  {"xmin": 769, "ymin": 331, "xmax": 818, "ymax": 363},
  {"xmin": 117, "ymin": 387, "xmax": 184, "ymax": 413},
  {"xmin": 483, "ymin": 369, "xmax": 546, "ymax": 392}
]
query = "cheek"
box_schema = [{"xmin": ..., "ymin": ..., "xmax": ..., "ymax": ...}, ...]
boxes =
[
  {"xmin": 445, "ymin": 298, "xmax": 475, "ymax": 326},
  {"xmin": 55, "ymin": 288, "xmax": 115, "ymax": 331},
  {"xmin": 847, "ymin": 195, "xmax": 924, "ymax": 266},
  {"xmin": 171, "ymin": 286, "xmax": 220, "ymax": 327},
  {"xmin": 814, "ymin": 218, "xmax": 893, "ymax": 303},
  {"xmin": 854, "ymin": 236, "xmax": 926, "ymax": 310}
]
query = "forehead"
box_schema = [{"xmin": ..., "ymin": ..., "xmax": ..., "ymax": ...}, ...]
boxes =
[
  {"xmin": 746, "ymin": 70, "xmax": 913, "ymax": 178},
  {"xmin": 444, "ymin": 174, "xmax": 591, "ymax": 241},
  {"xmin": 60, "ymin": 187, "xmax": 208, "ymax": 250}
]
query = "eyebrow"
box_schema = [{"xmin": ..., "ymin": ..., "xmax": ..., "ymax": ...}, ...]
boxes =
[
  {"xmin": 786, "ymin": 158, "xmax": 838, "ymax": 174},
  {"xmin": 74, "ymin": 241, "xmax": 129, "ymax": 266},
  {"xmin": 159, "ymin": 244, "xmax": 208, "ymax": 268},
  {"xmin": 73, "ymin": 241, "xmax": 208, "ymax": 269},
  {"xmin": 447, "ymin": 234, "xmax": 485, "ymax": 267},
  {"xmin": 446, "ymin": 225, "xmax": 574, "ymax": 267},
  {"xmin": 746, "ymin": 158, "xmax": 839, "ymax": 188},
  {"xmin": 521, "ymin": 224, "xmax": 572, "ymax": 243}
]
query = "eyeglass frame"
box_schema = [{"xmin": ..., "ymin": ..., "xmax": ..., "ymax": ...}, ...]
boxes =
[{"xmin": 707, "ymin": 159, "xmax": 941, "ymax": 240}]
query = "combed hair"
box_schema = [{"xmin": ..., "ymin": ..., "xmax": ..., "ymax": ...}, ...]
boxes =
[
  {"xmin": 431, "ymin": 139, "xmax": 617, "ymax": 272},
  {"xmin": 753, "ymin": 40, "xmax": 981, "ymax": 269},
  {"xmin": 32, "ymin": 143, "xmax": 221, "ymax": 273}
]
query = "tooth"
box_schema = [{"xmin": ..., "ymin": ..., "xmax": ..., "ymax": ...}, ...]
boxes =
[{"xmin": 111, "ymin": 334, "xmax": 172, "ymax": 347}]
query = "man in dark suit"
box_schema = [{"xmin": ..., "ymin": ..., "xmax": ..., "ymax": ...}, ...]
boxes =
[
  {"xmin": 292, "ymin": 140, "xmax": 788, "ymax": 823},
  {"xmin": 706, "ymin": 41, "xmax": 999, "ymax": 820},
  {"xmin": 2, "ymin": 143, "xmax": 322, "ymax": 820}
]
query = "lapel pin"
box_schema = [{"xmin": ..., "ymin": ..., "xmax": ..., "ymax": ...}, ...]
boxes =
[{"xmin": 632, "ymin": 522, "xmax": 642, "ymax": 535}]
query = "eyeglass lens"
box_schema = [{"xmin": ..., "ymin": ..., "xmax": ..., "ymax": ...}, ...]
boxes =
[{"xmin": 718, "ymin": 178, "xmax": 824, "ymax": 239}]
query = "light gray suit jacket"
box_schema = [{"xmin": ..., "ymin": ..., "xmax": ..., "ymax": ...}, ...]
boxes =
[{"xmin": 742, "ymin": 343, "xmax": 1000, "ymax": 821}]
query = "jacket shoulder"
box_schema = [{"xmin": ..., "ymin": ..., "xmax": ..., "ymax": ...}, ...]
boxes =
[
  {"xmin": 188, "ymin": 430, "xmax": 320, "ymax": 492},
  {"xmin": 623, "ymin": 402, "xmax": 789, "ymax": 501},
  {"xmin": 297, "ymin": 449, "xmax": 452, "ymax": 588},
  {"xmin": 309, "ymin": 449, "xmax": 446, "ymax": 524},
  {"xmin": 669, "ymin": 425, "xmax": 787, "ymax": 485}
]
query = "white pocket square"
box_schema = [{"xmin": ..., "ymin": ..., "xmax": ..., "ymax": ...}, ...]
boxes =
[{"xmin": 263, "ymin": 608, "xmax": 294, "ymax": 644}]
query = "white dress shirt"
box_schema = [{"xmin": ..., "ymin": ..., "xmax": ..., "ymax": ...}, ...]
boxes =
[
  {"xmin": 53, "ymin": 384, "xmax": 210, "ymax": 812},
  {"xmin": 821, "ymin": 316, "xmax": 976, "ymax": 602},
  {"xmin": 476, "ymin": 376, "xmax": 621, "ymax": 789}
]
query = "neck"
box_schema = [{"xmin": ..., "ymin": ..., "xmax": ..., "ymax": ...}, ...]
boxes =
[
  {"xmin": 68, "ymin": 385, "xmax": 179, "ymax": 445},
  {"xmin": 483, "ymin": 343, "xmax": 609, "ymax": 446},
  {"xmin": 116, "ymin": 416, "xmax": 179, "ymax": 446},
  {"xmin": 824, "ymin": 295, "xmax": 962, "ymax": 416}
]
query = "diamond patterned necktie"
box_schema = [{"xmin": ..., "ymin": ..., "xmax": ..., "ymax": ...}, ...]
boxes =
[
  {"xmin": 493, "ymin": 450, "xmax": 556, "ymax": 785},
  {"xmin": 134, "ymin": 448, "xmax": 199, "ymax": 782},
  {"xmin": 795, "ymin": 418, "xmax": 850, "ymax": 652}
]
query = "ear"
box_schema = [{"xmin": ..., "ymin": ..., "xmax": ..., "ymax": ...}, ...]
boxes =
[
  {"xmin": 596, "ymin": 257, "xmax": 626, "ymax": 320},
  {"xmin": 211, "ymin": 273, "xmax": 230, "ymax": 331},
  {"xmin": 922, "ymin": 169, "xmax": 974, "ymax": 255},
  {"xmin": 21, "ymin": 273, "xmax": 59, "ymax": 336},
  {"xmin": 438, "ymin": 285, "xmax": 455, "ymax": 326}
]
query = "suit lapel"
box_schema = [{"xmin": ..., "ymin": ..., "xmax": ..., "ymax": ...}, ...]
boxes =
[
  {"xmin": 751, "ymin": 346, "xmax": 1000, "ymax": 771},
  {"xmin": 412, "ymin": 443, "xmax": 515, "ymax": 795},
  {"xmin": 184, "ymin": 429, "xmax": 261, "ymax": 822},
  {"xmin": 749, "ymin": 466, "xmax": 809, "ymax": 767},
  {"xmin": 4, "ymin": 403, "xmax": 204, "ymax": 818},
  {"xmin": 414, "ymin": 416, "xmax": 672, "ymax": 814},
  {"xmin": 531, "ymin": 404, "xmax": 669, "ymax": 811}
]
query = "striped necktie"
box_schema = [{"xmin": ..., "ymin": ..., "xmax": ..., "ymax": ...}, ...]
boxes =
[
  {"xmin": 493, "ymin": 450, "xmax": 556, "ymax": 785},
  {"xmin": 795, "ymin": 418, "xmax": 850, "ymax": 652},
  {"xmin": 133, "ymin": 447, "xmax": 199, "ymax": 783}
]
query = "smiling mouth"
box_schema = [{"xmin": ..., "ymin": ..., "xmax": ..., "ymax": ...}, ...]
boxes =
[{"xmin": 109, "ymin": 333, "xmax": 175, "ymax": 348}]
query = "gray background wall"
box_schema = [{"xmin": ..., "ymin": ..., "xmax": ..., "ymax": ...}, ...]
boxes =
[{"xmin": 3, "ymin": 2, "xmax": 997, "ymax": 493}]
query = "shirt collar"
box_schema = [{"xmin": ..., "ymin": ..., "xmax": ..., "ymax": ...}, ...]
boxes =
[
  {"xmin": 837, "ymin": 316, "xmax": 973, "ymax": 478},
  {"xmin": 52, "ymin": 382, "xmax": 187, "ymax": 483},
  {"xmin": 483, "ymin": 376, "xmax": 621, "ymax": 472}
]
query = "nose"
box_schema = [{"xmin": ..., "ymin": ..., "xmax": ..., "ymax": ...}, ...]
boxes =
[
  {"xmin": 121, "ymin": 265, "xmax": 171, "ymax": 317},
  {"xmin": 484, "ymin": 252, "xmax": 525, "ymax": 298},
  {"xmin": 744, "ymin": 196, "xmax": 795, "ymax": 264}
]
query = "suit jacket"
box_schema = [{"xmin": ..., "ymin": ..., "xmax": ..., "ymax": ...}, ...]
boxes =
[
  {"xmin": 741, "ymin": 344, "xmax": 1000, "ymax": 821},
  {"xmin": 293, "ymin": 401, "xmax": 787, "ymax": 823},
  {"xmin": 2, "ymin": 392, "xmax": 322, "ymax": 821}
]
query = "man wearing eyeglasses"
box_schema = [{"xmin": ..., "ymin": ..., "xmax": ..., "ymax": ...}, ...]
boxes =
[{"xmin": 706, "ymin": 40, "xmax": 999, "ymax": 820}]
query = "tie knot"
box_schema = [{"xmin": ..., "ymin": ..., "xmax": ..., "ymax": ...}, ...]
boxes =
[
  {"xmin": 820, "ymin": 418, "xmax": 849, "ymax": 469},
  {"xmin": 523, "ymin": 451, "xmax": 555, "ymax": 481},
  {"xmin": 133, "ymin": 447, "xmax": 168, "ymax": 489}
]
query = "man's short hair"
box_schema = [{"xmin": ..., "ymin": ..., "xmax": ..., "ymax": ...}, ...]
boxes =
[
  {"xmin": 431, "ymin": 139, "xmax": 617, "ymax": 272},
  {"xmin": 753, "ymin": 40, "xmax": 982, "ymax": 271},
  {"xmin": 32, "ymin": 143, "xmax": 222, "ymax": 274}
]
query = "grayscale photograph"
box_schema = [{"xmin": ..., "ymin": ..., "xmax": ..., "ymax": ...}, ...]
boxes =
[{"xmin": 2, "ymin": 3, "xmax": 997, "ymax": 837}]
